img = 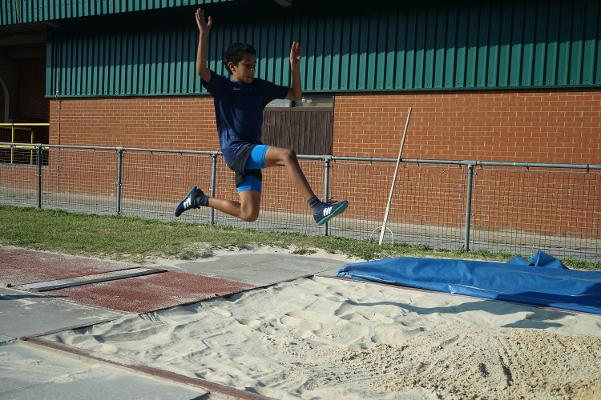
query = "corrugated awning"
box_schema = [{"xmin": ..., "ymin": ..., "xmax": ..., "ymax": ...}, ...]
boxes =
[{"xmin": 0, "ymin": 0, "xmax": 231, "ymax": 26}]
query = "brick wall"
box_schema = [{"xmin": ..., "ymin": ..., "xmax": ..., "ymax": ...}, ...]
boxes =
[
  {"xmin": 37, "ymin": 90, "xmax": 601, "ymax": 240},
  {"xmin": 49, "ymin": 97, "xmax": 219, "ymax": 150},
  {"xmin": 334, "ymin": 90, "xmax": 601, "ymax": 164},
  {"xmin": 46, "ymin": 97, "xmax": 222, "ymax": 207},
  {"xmin": 49, "ymin": 89, "xmax": 601, "ymax": 163},
  {"xmin": 331, "ymin": 90, "xmax": 601, "ymax": 238}
]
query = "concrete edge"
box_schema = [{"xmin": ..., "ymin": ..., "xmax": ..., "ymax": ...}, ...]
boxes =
[
  {"xmin": 0, "ymin": 336, "xmax": 17, "ymax": 346},
  {"xmin": 24, "ymin": 337, "xmax": 274, "ymax": 400},
  {"xmin": 20, "ymin": 316, "xmax": 125, "ymax": 339}
]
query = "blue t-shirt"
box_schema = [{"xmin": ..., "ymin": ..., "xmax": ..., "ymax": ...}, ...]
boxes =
[{"xmin": 202, "ymin": 71, "xmax": 289, "ymax": 167}]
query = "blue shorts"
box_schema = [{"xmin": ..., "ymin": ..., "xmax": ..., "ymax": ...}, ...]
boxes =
[{"xmin": 237, "ymin": 145, "xmax": 268, "ymax": 193}]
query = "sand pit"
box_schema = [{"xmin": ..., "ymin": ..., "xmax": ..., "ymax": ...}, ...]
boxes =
[{"xmin": 46, "ymin": 277, "xmax": 601, "ymax": 399}]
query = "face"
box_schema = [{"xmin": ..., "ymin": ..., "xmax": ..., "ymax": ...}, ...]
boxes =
[{"xmin": 228, "ymin": 54, "xmax": 256, "ymax": 84}]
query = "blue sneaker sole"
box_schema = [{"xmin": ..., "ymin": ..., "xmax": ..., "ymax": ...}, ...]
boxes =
[
  {"xmin": 316, "ymin": 201, "xmax": 349, "ymax": 225},
  {"xmin": 174, "ymin": 186, "xmax": 198, "ymax": 217}
]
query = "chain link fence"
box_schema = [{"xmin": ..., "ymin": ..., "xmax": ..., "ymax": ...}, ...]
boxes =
[{"xmin": 1, "ymin": 143, "xmax": 600, "ymax": 261}]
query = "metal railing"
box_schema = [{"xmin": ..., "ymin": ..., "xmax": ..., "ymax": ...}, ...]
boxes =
[
  {"xmin": 0, "ymin": 123, "xmax": 49, "ymax": 164},
  {"xmin": 1, "ymin": 142, "xmax": 600, "ymax": 261}
]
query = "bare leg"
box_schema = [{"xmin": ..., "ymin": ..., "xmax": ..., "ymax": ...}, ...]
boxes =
[
  {"xmin": 199, "ymin": 146, "xmax": 315, "ymax": 221},
  {"xmin": 208, "ymin": 190, "xmax": 261, "ymax": 222},
  {"xmin": 264, "ymin": 146, "xmax": 317, "ymax": 202}
]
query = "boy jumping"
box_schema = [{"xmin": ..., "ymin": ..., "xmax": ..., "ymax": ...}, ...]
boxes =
[{"xmin": 175, "ymin": 8, "xmax": 348, "ymax": 225}]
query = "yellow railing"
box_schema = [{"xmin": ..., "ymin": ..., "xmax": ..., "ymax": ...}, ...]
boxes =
[{"xmin": 0, "ymin": 123, "xmax": 50, "ymax": 164}]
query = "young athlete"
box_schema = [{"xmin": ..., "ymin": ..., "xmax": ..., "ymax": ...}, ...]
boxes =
[{"xmin": 175, "ymin": 8, "xmax": 348, "ymax": 225}]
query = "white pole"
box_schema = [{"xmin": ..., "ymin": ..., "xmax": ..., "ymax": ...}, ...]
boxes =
[{"xmin": 379, "ymin": 107, "xmax": 412, "ymax": 245}]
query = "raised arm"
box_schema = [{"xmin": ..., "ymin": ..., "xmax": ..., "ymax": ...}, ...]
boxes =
[
  {"xmin": 195, "ymin": 8, "xmax": 212, "ymax": 82},
  {"xmin": 286, "ymin": 42, "xmax": 302, "ymax": 102}
]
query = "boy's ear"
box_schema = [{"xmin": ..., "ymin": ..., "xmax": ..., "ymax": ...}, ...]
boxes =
[{"xmin": 226, "ymin": 61, "xmax": 236, "ymax": 74}]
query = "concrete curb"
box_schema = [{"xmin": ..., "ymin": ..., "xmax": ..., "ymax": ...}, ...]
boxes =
[{"xmin": 24, "ymin": 337, "xmax": 274, "ymax": 400}]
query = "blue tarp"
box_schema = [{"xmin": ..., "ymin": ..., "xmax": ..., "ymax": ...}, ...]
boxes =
[{"xmin": 336, "ymin": 251, "xmax": 601, "ymax": 315}]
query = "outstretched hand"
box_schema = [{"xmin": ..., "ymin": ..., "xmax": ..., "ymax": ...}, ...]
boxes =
[
  {"xmin": 195, "ymin": 8, "xmax": 212, "ymax": 34},
  {"xmin": 290, "ymin": 42, "xmax": 301, "ymax": 66}
]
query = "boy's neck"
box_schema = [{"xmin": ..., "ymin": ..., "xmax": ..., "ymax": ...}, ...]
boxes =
[{"xmin": 230, "ymin": 76, "xmax": 252, "ymax": 84}]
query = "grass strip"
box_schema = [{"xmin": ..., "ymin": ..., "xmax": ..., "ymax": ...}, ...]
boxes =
[{"xmin": 0, "ymin": 205, "xmax": 598, "ymax": 270}]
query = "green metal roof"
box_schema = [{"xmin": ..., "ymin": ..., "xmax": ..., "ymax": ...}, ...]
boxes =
[
  {"xmin": 44, "ymin": 0, "xmax": 601, "ymax": 96},
  {"xmin": 1, "ymin": 0, "xmax": 230, "ymax": 25}
]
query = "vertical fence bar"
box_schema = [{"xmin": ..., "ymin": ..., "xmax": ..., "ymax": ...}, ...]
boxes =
[
  {"xmin": 323, "ymin": 156, "xmax": 331, "ymax": 236},
  {"xmin": 116, "ymin": 147, "xmax": 124, "ymax": 215},
  {"xmin": 464, "ymin": 162, "xmax": 474, "ymax": 251},
  {"xmin": 210, "ymin": 152, "xmax": 218, "ymax": 225},
  {"xmin": 29, "ymin": 130, "xmax": 34, "ymax": 165},
  {"xmin": 10, "ymin": 124, "xmax": 15, "ymax": 164},
  {"xmin": 36, "ymin": 144, "xmax": 42, "ymax": 208}
]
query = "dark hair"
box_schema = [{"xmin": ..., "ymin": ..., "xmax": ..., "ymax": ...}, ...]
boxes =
[{"xmin": 223, "ymin": 43, "xmax": 256, "ymax": 70}]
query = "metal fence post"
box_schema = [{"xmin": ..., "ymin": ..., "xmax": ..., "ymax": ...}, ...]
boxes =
[
  {"xmin": 464, "ymin": 162, "xmax": 474, "ymax": 251},
  {"xmin": 10, "ymin": 123, "xmax": 14, "ymax": 164},
  {"xmin": 36, "ymin": 144, "xmax": 42, "ymax": 208},
  {"xmin": 210, "ymin": 152, "xmax": 218, "ymax": 225},
  {"xmin": 323, "ymin": 155, "xmax": 332, "ymax": 236},
  {"xmin": 116, "ymin": 147, "xmax": 124, "ymax": 215}
]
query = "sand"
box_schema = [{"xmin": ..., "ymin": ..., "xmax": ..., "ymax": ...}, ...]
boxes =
[{"xmin": 46, "ymin": 276, "xmax": 601, "ymax": 400}]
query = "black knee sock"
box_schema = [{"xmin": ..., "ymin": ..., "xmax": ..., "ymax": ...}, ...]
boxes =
[
  {"xmin": 198, "ymin": 194, "xmax": 209, "ymax": 207},
  {"xmin": 307, "ymin": 196, "xmax": 321, "ymax": 209},
  {"xmin": 198, "ymin": 190, "xmax": 210, "ymax": 207},
  {"xmin": 194, "ymin": 190, "xmax": 209, "ymax": 207}
]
